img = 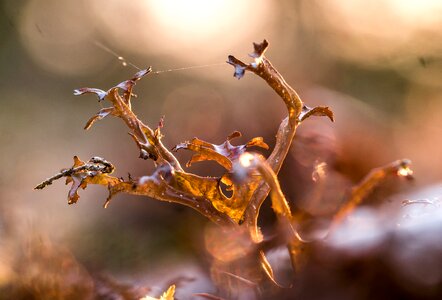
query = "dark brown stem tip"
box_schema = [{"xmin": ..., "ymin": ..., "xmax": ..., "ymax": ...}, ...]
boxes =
[
  {"xmin": 250, "ymin": 39, "xmax": 269, "ymax": 59},
  {"xmin": 132, "ymin": 67, "xmax": 152, "ymax": 80},
  {"xmin": 226, "ymin": 55, "xmax": 247, "ymax": 79},
  {"xmin": 227, "ymin": 40, "xmax": 269, "ymax": 79},
  {"xmin": 34, "ymin": 183, "xmax": 47, "ymax": 190}
]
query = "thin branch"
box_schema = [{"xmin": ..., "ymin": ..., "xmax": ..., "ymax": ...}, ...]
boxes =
[
  {"xmin": 227, "ymin": 40, "xmax": 303, "ymax": 121},
  {"xmin": 331, "ymin": 159, "xmax": 413, "ymax": 227},
  {"xmin": 227, "ymin": 41, "xmax": 333, "ymax": 238},
  {"xmin": 233, "ymin": 153, "xmax": 305, "ymax": 282},
  {"xmin": 34, "ymin": 156, "xmax": 114, "ymax": 190}
]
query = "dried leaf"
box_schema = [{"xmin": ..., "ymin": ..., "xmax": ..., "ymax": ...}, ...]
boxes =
[
  {"xmin": 73, "ymin": 87, "xmax": 107, "ymax": 101},
  {"xmin": 154, "ymin": 115, "xmax": 165, "ymax": 139},
  {"xmin": 173, "ymin": 131, "xmax": 268, "ymax": 170},
  {"xmin": 299, "ymin": 105, "xmax": 334, "ymax": 122},
  {"xmin": 84, "ymin": 107, "xmax": 115, "ymax": 130},
  {"xmin": 226, "ymin": 55, "xmax": 248, "ymax": 79},
  {"xmin": 75, "ymin": 67, "xmax": 150, "ymax": 105},
  {"xmin": 115, "ymin": 67, "xmax": 152, "ymax": 106},
  {"xmin": 170, "ymin": 170, "xmax": 260, "ymax": 223},
  {"xmin": 249, "ymin": 39, "xmax": 269, "ymax": 59},
  {"xmin": 259, "ymin": 250, "xmax": 284, "ymax": 288},
  {"xmin": 35, "ymin": 156, "xmax": 120, "ymax": 205},
  {"xmin": 228, "ymin": 40, "xmax": 304, "ymax": 120},
  {"xmin": 132, "ymin": 68, "xmax": 152, "ymax": 80},
  {"xmin": 129, "ymin": 131, "xmax": 157, "ymax": 160},
  {"xmin": 73, "ymin": 68, "xmax": 182, "ymax": 167},
  {"xmin": 74, "ymin": 68, "xmax": 152, "ymax": 103},
  {"xmin": 36, "ymin": 41, "xmax": 419, "ymax": 297},
  {"xmin": 227, "ymin": 40, "xmax": 269, "ymax": 79}
]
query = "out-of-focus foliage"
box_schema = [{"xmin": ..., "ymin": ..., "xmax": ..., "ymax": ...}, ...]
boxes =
[{"xmin": 140, "ymin": 284, "xmax": 175, "ymax": 300}]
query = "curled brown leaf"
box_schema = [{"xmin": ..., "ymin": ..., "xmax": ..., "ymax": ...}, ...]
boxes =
[
  {"xmin": 299, "ymin": 105, "xmax": 334, "ymax": 123},
  {"xmin": 173, "ymin": 131, "xmax": 268, "ymax": 170}
]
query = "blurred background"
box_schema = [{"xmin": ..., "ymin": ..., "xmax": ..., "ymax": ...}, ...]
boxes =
[{"xmin": 0, "ymin": 0, "xmax": 441, "ymax": 298}]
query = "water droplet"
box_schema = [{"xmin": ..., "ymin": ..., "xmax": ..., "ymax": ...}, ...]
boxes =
[{"xmin": 121, "ymin": 61, "xmax": 128, "ymax": 67}]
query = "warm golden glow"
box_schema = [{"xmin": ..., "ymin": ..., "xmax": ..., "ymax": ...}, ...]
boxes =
[
  {"xmin": 307, "ymin": 0, "xmax": 442, "ymax": 66},
  {"xmin": 397, "ymin": 166, "xmax": 413, "ymax": 177},
  {"xmin": 239, "ymin": 152, "xmax": 255, "ymax": 168},
  {"xmin": 147, "ymin": 0, "xmax": 232, "ymax": 35},
  {"xmin": 391, "ymin": 0, "xmax": 442, "ymax": 22},
  {"xmin": 16, "ymin": 0, "xmax": 274, "ymax": 75},
  {"xmin": 18, "ymin": 0, "xmax": 107, "ymax": 75},
  {"xmin": 90, "ymin": 0, "xmax": 274, "ymax": 63}
]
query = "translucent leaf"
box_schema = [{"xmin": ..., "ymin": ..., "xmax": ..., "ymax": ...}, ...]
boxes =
[
  {"xmin": 84, "ymin": 107, "xmax": 115, "ymax": 130},
  {"xmin": 173, "ymin": 131, "xmax": 268, "ymax": 170}
]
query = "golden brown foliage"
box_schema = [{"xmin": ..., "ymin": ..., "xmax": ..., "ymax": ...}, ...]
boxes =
[{"xmin": 35, "ymin": 40, "xmax": 413, "ymax": 297}]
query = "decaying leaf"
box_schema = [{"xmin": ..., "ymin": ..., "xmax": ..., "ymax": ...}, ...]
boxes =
[
  {"xmin": 39, "ymin": 41, "xmax": 338, "ymax": 228},
  {"xmin": 35, "ymin": 156, "xmax": 120, "ymax": 204},
  {"xmin": 84, "ymin": 107, "xmax": 115, "ymax": 130},
  {"xmin": 170, "ymin": 170, "xmax": 260, "ymax": 223},
  {"xmin": 299, "ymin": 105, "xmax": 334, "ymax": 123},
  {"xmin": 36, "ymin": 40, "xmax": 416, "ymax": 298},
  {"xmin": 173, "ymin": 131, "xmax": 268, "ymax": 170},
  {"xmin": 73, "ymin": 68, "xmax": 151, "ymax": 103}
]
